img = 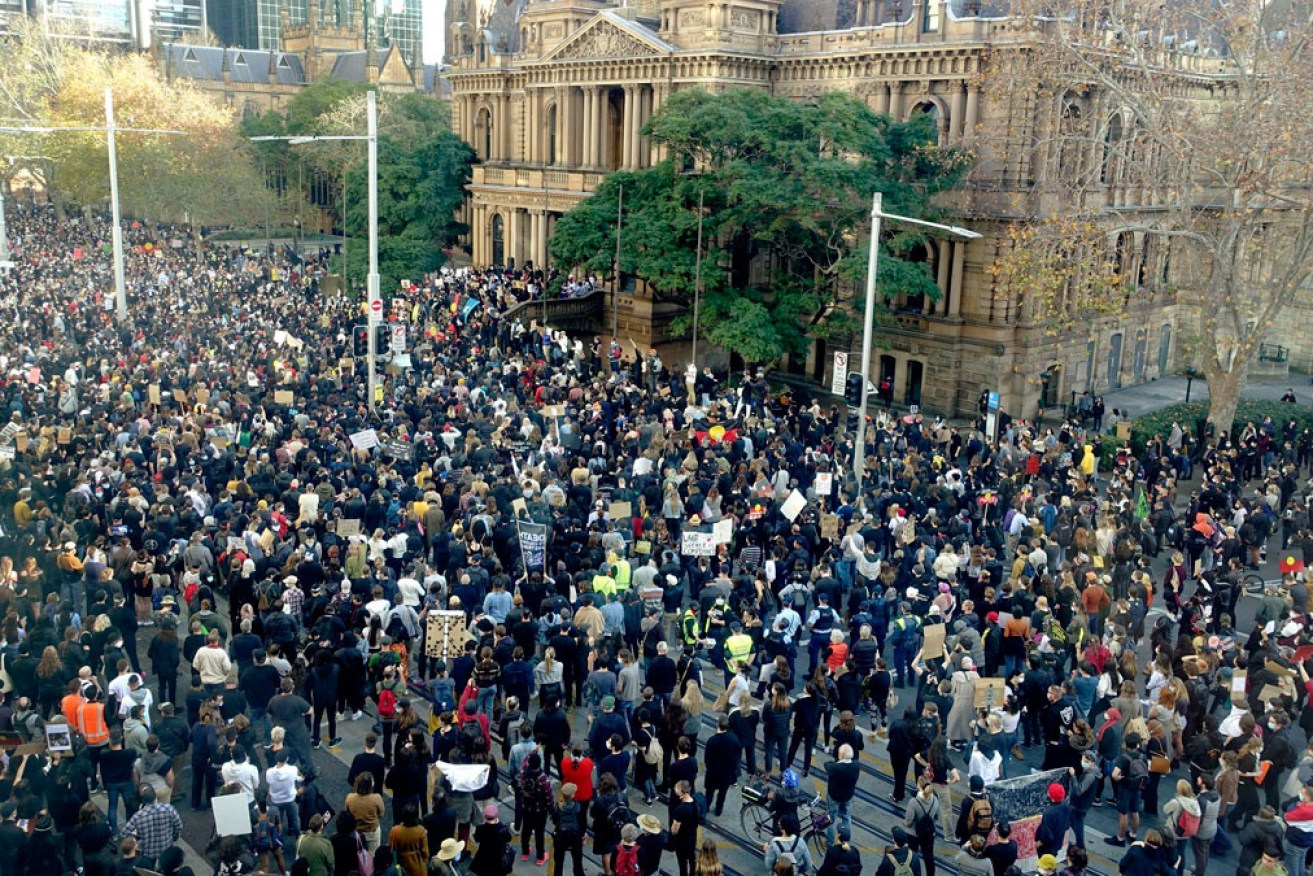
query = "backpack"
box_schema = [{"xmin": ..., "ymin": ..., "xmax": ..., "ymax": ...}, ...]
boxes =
[
  {"xmin": 377, "ymin": 687, "xmax": 398, "ymax": 718},
  {"xmin": 459, "ymin": 719, "xmax": 484, "ymax": 756},
  {"xmin": 1127, "ymin": 754, "xmax": 1150, "ymax": 792},
  {"xmin": 967, "ymin": 796, "xmax": 994, "ymax": 836},
  {"xmin": 776, "ymin": 837, "xmax": 809, "ymax": 876},
  {"xmin": 1175, "ymin": 807, "xmax": 1201, "ymax": 839},
  {"xmin": 614, "ymin": 845, "xmax": 641, "ymax": 876},
  {"xmin": 886, "ymin": 851, "xmax": 915, "ymax": 876},
  {"xmin": 913, "ymin": 796, "xmax": 938, "ymax": 840},
  {"xmin": 257, "ymin": 579, "xmax": 283, "ymax": 612},
  {"xmin": 692, "ymin": 791, "xmax": 708, "ymax": 823},
  {"xmin": 643, "ymin": 733, "xmax": 663, "ymax": 766},
  {"xmin": 608, "ymin": 799, "xmax": 637, "ymax": 834}
]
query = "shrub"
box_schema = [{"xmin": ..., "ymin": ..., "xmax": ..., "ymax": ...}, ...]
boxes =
[{"xmin": 1127, "ymin": 399, "xmax": 1313, "ymax": 454}]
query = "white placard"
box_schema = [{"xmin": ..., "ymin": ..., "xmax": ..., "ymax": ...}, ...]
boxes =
[
  {"xmin": 349, "ymin": 429, "xmax": 380, "ymax": 450},
  {"xmin": 815, "ymin": 473, "xmax": 833, "ymax": 496},
  {"xmin": 273, "ymin": 330, "xmax": 287, "ymax": 345},
  {"xmin": 780, "ymin": 489, "xmax": 807, "ymax": 522},
  {"xmin": 213, "ymin": 794, "xmax": 252, "ymax": 835},
  {"xmin": 712, "ymin": 519, "xmax": 733, "ymax": 545},
  {"xmin": 0, "ymin": 446, "xmax": 14, "ymax": 460},
  {"xmin": 681, "ymin": 531, "xmax": 717, "ymax": 556}
]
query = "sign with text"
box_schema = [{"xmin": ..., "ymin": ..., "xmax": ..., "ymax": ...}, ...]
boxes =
[
  {"xmin": 517, "ymin": 519, "xmax": 548, "ymax": 573},
  {"xmin": 831, "ymin": 351, "xmax": 849, "ymax": 396},
  {"xmin": 681, "ymin": 531, "xmax": 716, "ymax": 556}
]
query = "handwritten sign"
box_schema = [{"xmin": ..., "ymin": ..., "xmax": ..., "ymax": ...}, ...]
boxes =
[
  {"xmin": 821, "ymin": 514, "xmax": 840, "ymax": 539},
  {"xmin": 975, "ymin": 677, "xmax": 1007, "ymax": 710},
  {"xmin": 780, "ymin": 490, "xmax": 807, "ymax": 522},
  {"xmin": 712, "ymin": 519, "xmax": 733, "ymax": 545},
  {"xmin": 815, "ymin": 472, "xmax": 833, "ymax": 496},
  {"xmin": 274, "ymin": 390, "xmax": 294, "ymax": 405},
  {"xmin": 609, "ymin": 502, "xmax": 632, "ymax": 521},
  {"xmin": 337, "ymin": 519, "xmax": 362, "ymax": 538},
  {"xmin": 681, "ymin": 531, "xmax": 716, "ymax": 557},
  {"xmin": 349, "ymin": 429, "xmax": 380, "ymax": 450},
  {"xmin": 383, "ymin": 439, "xmax": 412, "ymax": 460},
  {"xmin": 173, "ymin": 389, "xmax": 188, "ymax": 404},
  {"xmin": 148, "ymin": 385, "xmax": 161, "ymax": 405},
  {"xmin": 57, "ymin": 428, "xmax": 71, "ymax": 445},
  {"xmin": 922, "ymin": 623, "xmax": 946, "ymax": 659}
]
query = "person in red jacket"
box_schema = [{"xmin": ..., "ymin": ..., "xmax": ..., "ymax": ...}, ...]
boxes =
[{"xmin": 560, "ymin": 744, "xmax": 595, "ymax": 805}]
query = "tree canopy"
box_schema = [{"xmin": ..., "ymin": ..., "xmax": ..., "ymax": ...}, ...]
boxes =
[{"xmin": 550, "ymin": 87, "xmax": 970, "ymax": 364}]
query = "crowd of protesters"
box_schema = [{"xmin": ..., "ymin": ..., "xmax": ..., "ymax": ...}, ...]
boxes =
[{"xmin": 0, "ymin": 201, "xmax": 1312, "ymax": 876}]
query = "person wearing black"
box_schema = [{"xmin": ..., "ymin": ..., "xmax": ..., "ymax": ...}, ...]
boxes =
[
  {"xmin": 703, "ymin": 716, "xmax": 742, "ymax": 817},
  {"xmin": 727, "ymin": 698, "xmax": 761, "ymax": 778},
  {"xmin": 99, "ymin": 728, "xmax": 138, "ymax": 836},
  {"xmin": 984, "ymin": 821, "xmax": 1019, "ymax": 876},
  {"xmin": 818, "ymin": 825, "xmax": 862, "ymax": 876},
  {"xmin": 647, "ymin": 641, "xmax": 677, "ymax": 713},
  {"xmin": 786, "ymin": 682, "xmax": 822, "ymax": 777},
  {"xmin": 347, "ymin": 734, "xmax": 387, "ymax": 794},
  {"xmin": 532, "ymin": 699, "xmax": 571, "ymax": 777},
  {"xmin": 669, "ymin": 780, "xmax": 701, "ymax": 876},
  {"xmin": 308, "ymin": 649, "xmax": 341, "ymax": 750},
  {"xmin": 887, "ymin": 708, "xmax": 919, "ymax": 803},
  {"xmin": 825, "ymin": 744, "xmax": 860, "ymax": 844},
  {"xmin": 549, "ymin": 782, "xmax": 586, "ymax": 876},
  {"xmin": 876, "ymin": 827, "xmax": 922, "ymax": 876},
  {"xmin": 239, "ymin": 650, "xmax": 280, "ymax": 749}
]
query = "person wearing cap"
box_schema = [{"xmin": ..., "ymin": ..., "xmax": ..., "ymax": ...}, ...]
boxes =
[
  {"xmin": 877, "ymin": 827, "xmax": 922, "ymax": 876},
  {"xmin": 588, "ymin": 694, "xmax": 630, "ymax": 763},
  {"xmin": 1035, "ymin": 782, "xmax": 1072, "ymax": 859},
  {"xmin": 468, "ymin": 803, "xmax": 512, "ymax": 876},
  {"xmin": 550, "ymin": 782, "xmax": 587, "ymax": 876},
  {"xmin": 1035, "ymin": 853, "xmax": 1060, "ymax": 876},
  {"xmin": 805, "ymin": 592, "xmax": 838, "ymax": 675}
]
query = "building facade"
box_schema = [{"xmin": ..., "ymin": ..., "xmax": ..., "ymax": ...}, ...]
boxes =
[{"xmin": 445, "ymin": 0, "xmax": 1200, "ymax": 419}]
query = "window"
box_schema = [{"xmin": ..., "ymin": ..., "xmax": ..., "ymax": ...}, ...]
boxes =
[
  {"xmin": 912, "ymin": 101, "xmax": 943, "ymax": 144},
  {"xmin": 478, "ymin": 107, "xmax": 492, "ymax": 160},
  {"xmin": 1058, "ymin": 101, "xmax": 1082, "ymax": 181},
  {"xmin": 922, "ymin": 0, "xmax": 941, "ymax": 32},
  {"xmin": 1101, "ymin": 113, "xmax": 1125, "ymax": 185}
]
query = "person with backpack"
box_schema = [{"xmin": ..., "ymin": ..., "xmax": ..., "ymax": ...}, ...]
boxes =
[
  {"xmin": 468, "ymin": 804, "xmax": 513, "ymax": 876},
  {"xmin": 592, "ymin": 772, "xmax": 628, "ymax": 876},
  {"xmin": 550, "ymin": 783, "xmax": 587, "ymax": 876},
  {"xmin": 615, "ymin": 824, "xmax": 643, "ymax": 876},
  {"xmin": 817, "ymin": 824, "xmax": 862, "ymax": 876},
  {"xmin": 1188, "ymin": 772, "xmax": 1223, "ymax": 876},
  {"xmin": 876, "ymin": 827, "xmax": 922, "ymax": 876},
  {"xmin": 904, "ymin": 777, "xmax": 941, "ymax": 876},
  {"xmin": 374, "ymin": 665, "xmax": 407, "ymax": 768},
  {"xmin": 635, "ymin": 814, "xmax": 667, "ymax": 876},
  {"xmin": 517, "ymin": 752, "xmax": 553, "ymax": 866},
  {"xmin": 765, "ymin": 815, "xmax": 813, "ymax": 876},
  {"xmin": 1107, "ymin": 731, "xmax": 1148, "ymax": 847},
  {"xmin": 956, "ymin": 776, "xmax": 994, "ymax": 844}
]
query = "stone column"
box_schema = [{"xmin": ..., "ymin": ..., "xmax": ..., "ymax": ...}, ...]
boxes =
[
  {"xmin": 892, "ymin": 356, "xmax": 907, "ymax": 404},
  {"xmin": 580, "ymin": 88, "xmax": 593, "ymax": 167},
  {"xmin": 509, "ymin": 210, "xmax": 523, "ymax": 267},
  {"xmin": 527, "ymin": 212, "xmax": 540, "ymax": 269},
  {"xmin": 527, "ymin": 90, "xmax": 538, "ymax": 164},
  {"xmin": 554, "ymin": 87, "xmax": 566, "ymax": 167},
  {"xmin": 472, "ymin": 205, "xmax": 486, "ymax": 266},
  {"xmin": 949, "ymin": 238, "xmax": 966, "ymax": 317},
  {"xmin": 964, "ymin": 86, "xmax": 980, "ymax": 145},
  {"xmin": 888, "ymin": 82, "xmax": 904, "ymax": 120},
  {"xmin": 951, "ymin": 85, "xmax": 966, "ymax": 143},
  {"xmin": 873, "ymin": 83, "xmax": 890, "ymax": 116},
  {"xmin": 621, "ymin": 85, "xmax": 636, "ymax": 169},
  {"xmin": 936, "ymin": 241, "xmax": 952, "ymax": 315}
]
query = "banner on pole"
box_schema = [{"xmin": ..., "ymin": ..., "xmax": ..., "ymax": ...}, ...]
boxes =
[{"xmin": 517, "ymin": 520, "xmax": 547, "ymax": 573}]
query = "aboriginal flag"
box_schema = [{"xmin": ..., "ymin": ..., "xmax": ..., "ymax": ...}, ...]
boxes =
[{"xmin": 694, "ymin": 419, "xmax": 740, "ymax": 445}]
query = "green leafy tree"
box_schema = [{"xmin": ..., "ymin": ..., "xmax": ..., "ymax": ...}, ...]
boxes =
[
  {"xmin": 550, "ymin": 87, "xmax": 970, "ymax": 364},
  {"xmin": 332, "ymin": 94, "xmax": 473, "ymax": 292}
]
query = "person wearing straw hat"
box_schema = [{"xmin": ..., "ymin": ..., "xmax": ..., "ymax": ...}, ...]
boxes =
[
  {"xmin": 432, "ymin": 838, "xmax": 467, "ymax": 876},
  {"xmin": 636, "ymin": 814, "xmax": 667, "ymax": 876}
]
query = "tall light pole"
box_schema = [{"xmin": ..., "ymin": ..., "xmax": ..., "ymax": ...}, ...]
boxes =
[
  {"xmin": 852, "ymin": 192, "xmax": 981, "ymax": 493},
  {"xmin": 612, "ymin": 182, "xmax": 623, "ymax": 339},
  {"xmin": 691, "ymin": 187, "xmax": 704, "ymax": 369},
  {"xmin": 0, "ymin": 182, "xmax": 10, "ymax": 271},
  {"xmin": 251, "ymin": 89, "xmax": 380, "ymax": 414}
]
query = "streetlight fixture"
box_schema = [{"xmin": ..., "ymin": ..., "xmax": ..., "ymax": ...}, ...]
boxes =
[
  {"xmin": 251, "ymin": 89, "xmax": 380, "ymax": 415},
  {"xmin": 1183, "ymin": 366, "xmax": 1199, "ymax": 403},
  {"xmin": 0, "ymin": 91, "xmax": 186, "ymax": 321},
  {"xmin": 853, "ymin": 192, "xmax": 982, "ymax": 492},
  {"xmin": 691, "ymin": 187, "xmax": 705, "ymax": 369}
]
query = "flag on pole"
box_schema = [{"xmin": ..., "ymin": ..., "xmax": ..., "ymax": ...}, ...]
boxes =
[{"xmin": 1134, "ymin": 487, "xmax": 1149, "ymax": 522}]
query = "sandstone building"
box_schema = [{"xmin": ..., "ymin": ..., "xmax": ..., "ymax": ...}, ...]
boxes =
[{"xmin": 445, "ymin": 0, "xmax": 1200, "ymax": 418}]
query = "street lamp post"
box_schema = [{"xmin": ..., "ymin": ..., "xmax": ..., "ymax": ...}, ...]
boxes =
[
  {"xmin": 251, "ymin": 90, "xmax": 380, "ymax": 414},
  {"xmin": 1184, "ymin": 366, "xmax": 1198, "ymax": 403},
  {"xmin": 691, "ymin": 187, "xmax": 704, "ymax": 370},
  {"xmin": 852, "ymin": 192, "xmax": 982, "ymax": 493},
  {"xmin": 612, "ymin": 182, "xmax": 623, "ymax": 340}
]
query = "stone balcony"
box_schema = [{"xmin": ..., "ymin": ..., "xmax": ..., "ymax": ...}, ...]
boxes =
[{"xmin": 471, "ymin": 163, "xmax": 609, "ymax": 195}]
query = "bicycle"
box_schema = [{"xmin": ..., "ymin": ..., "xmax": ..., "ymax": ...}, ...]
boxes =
[{"xmin": 739, "ymin": 779, "xmax": 831, "ymax": 861}]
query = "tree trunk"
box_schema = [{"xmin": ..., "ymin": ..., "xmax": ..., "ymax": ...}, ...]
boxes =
[{"xmin": 1204, "ymin": 358, "xmax": 1249, "ymax": 438}]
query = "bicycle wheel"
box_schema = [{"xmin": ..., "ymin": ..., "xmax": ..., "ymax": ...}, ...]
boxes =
[
  {"xmin": 806, "ymin": 826, "xmax": 829, "ymax": 861},
  {"xmin": 739, "ymin": 803, "xmax": 770, "ymax": 845}
]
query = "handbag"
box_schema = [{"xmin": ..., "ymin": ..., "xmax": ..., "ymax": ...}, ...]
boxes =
[
  {"xmin": 356, "ymin": 834, "xmax": 374, "ymax": 876},
  {"xmin": 1149, "ymin": 754, "xmax": 1172, "ymax": 775}
]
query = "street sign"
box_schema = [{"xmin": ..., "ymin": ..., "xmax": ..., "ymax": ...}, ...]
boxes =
[
  {"xmin": 987, "ymin": 391, "xmax": 1000, "ymax": 411},
  {"xmin": 831, "ymin": 351, "xmax": 849, "ymax": 396},
  {"xmin": 390, "ymin": 324, "xmax": 406, "ymax": 353},
  {"xmin": 368, "ymin": 298, "xmax": 383, "ymax": 325}
]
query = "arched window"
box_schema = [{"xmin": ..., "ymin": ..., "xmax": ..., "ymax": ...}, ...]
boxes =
[
  {"xmin": 911, "ymin": 101, "xmax": 943, "ymax": 144},
  {"xmin": 546, "ymin": 105, "xmax": 558, "ymax": 165},
  {"xmin": 491, "ymin": 213, "xmax": 505, "ymax": 266},
  {"xmin": 1101, "ymin": 113, "xmax": 1125, "ymax": 185},
  {"xmin": 1058, "ymin": 101, "xmax": 1083, "ymax": 181}
]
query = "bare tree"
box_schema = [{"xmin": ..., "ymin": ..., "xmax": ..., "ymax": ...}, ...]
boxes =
[{"xmin": 989, "ymin": 0, "xmax": 1313, "ymax": 433}]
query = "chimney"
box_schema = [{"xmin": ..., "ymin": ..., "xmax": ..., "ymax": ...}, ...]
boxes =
[
  {"xmin": 365, "ymin": 36, "xmax": 378, "ymax": 83},
  {"xmin": 268, "ymin": 47, "xmax": 278, "ymax": 83},
  {"xmin": 221, "ymin": 48, "xmax": 232, "ymax": 85},
  {"xmin": 410, "ymin": 39, "xmax": 422, "ymax": 87}
]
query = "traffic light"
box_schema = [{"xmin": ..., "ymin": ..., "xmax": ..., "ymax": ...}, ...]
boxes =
[
  {"xmin": 352, "ymin": 324, "xmax": 369, "ymax": 358},
  {"xmin": 375, "ymin": 324, "xmax": 389, "ymax": 354},
  {"xmin": 844, "ymin": 371, "xmax": 864, "ymax": 407}
]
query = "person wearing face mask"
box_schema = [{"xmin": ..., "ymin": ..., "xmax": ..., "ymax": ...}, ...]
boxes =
[
  {"xmin": 1261, "ymin": 712, "xmax": 1297, "ymax": 811},
  {"xmin": 1068, "ymin": 752, "xmax": 1100, "ymax": 850},
  {"xmin": 376, "ymin": 664, "xmax": 408, "ymax": 767}
]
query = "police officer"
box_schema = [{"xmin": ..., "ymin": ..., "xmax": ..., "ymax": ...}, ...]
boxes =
[
  {"xmin": 806, "ymin": 592, "xmax": 838, "ymax": 674},
  {"xmin": 680, "ymin": 603, "xmax": 700, "ymax": 651}
]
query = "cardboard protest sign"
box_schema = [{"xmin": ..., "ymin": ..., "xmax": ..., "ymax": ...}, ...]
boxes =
[
  {"xmin": 148, "ymin": 385, "xmax": 161, "ymax": 405},
  {"xmin": 57, "ymin": 428, "xmax": 71, "ymax": 445},
  {"xmin": 609, "ymin": 502, "xmax": 632, "ymax": 521},
  {"xmin": 336, "ymin": 519, "xmax": 362, "ymax": 537},
  {"xmin": 195, "ymin": 386, "xmax": 209, "ymax": 405},
  {"xmin": 511, "ymin": 498, "xmax": 527, "ymax": 516},
  {"xmin": 274, "ymin": 390, "xmax": 294, "ymax": 405},
  {"xmin": 922, "ymin": 623, "xmax": 946, "ymax": 659},
  {"xmin": 975, "ymin": 677, "xmax": 1007, "ymax": 710},
  {"xmin": 821, "ymin": 514, "xmax": 840, "ymax": 538},
  {"xmin": 349, "ymin": 429, "xmax": 379, "ymax": 450},
  {"xmin": 172, "ymin": 389, "xmax": 188, "ymax": 404}
]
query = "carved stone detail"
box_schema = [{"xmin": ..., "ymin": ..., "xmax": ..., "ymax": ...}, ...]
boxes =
[
  {"xmin": 679, "ymin": 8, "xmax": 706, "ymax": 26},
  {"xmin": 554, "ymin": 21, "xmax": 661, "ymax": 59},
  {"xmin": 730, "ymin": 8, "xmax": 760, "ymax": 29},
  {"xmin": 543, "ymin": 22, "xmax": 563, "ymax": 39}
]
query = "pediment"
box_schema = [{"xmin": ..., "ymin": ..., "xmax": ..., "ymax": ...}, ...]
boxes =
[{"xmin": 541, "ymin": 13, "xmax": 670, "ymax": 62}]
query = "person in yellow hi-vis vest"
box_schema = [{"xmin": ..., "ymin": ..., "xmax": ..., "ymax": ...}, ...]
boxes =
[
  {"xmin": 612, "ymin": 555, "xmax": 632, "ymax": 593},
  {"xmin": 723, "ymin": 622, "xmax": 755, "ymax": 686},
  {"xmin": 592, "ymin": 563, "xmax": 617, "ymax": 599}
]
